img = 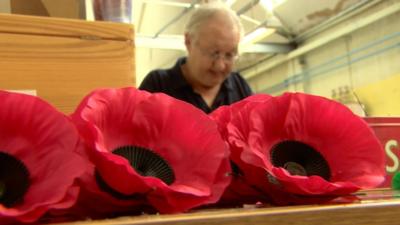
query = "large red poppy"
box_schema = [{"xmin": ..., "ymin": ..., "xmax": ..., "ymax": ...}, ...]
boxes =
[
  {"xmin": 71, "ymin": 87, "xmax": 231, "ymax": 213},
  {"xmin": 0, "ymin": 90, "xmax": 87, "ymax": 224},
  {"xmin": 226, "ymin": 92, "xmax": 385, "ymax": 204},
  {"xmin": 210, "ymin": 94, "xmax": 273, "ymax": 206}
]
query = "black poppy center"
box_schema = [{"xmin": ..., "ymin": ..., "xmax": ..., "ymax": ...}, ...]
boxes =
[
  {"xmin": 229, "ymin": 160, "xmax": 243, "ymax": 177},
  {"xmin": 95, "ymin": 146, "xmax": 175, "ymax": 200},
  {"xmin": 0, "ymin": 152, "xmax": 30, "ymax": 207},
  {"xmin": 113, "ymin": 146, "xmax": 175, "ymax": 185},
  {"xmin": 270, "ymin": 140, "xmax": 331, "ymax": 181}
]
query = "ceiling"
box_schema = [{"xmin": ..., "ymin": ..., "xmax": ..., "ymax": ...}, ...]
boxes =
[
  {"xmin": 1, "ymin": 0, "xmax": 381, "ymax": 83},
  {"xmin": 132, "ymin": 0, "xmax": 371, "ymax": 75}
]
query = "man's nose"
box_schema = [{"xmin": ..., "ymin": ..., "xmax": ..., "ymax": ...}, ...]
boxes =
[{"xmin": 213, "ymin": 57, "xmax": 228, "ymax": 71}]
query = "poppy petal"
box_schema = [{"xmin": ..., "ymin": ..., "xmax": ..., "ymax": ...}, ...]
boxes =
[
  {"xmin": 71, "ymin": 88, "xmax": 231, "ymax": 213},
  {"xmin": 210, "ymin": 94, "xmax": 273, "ymax": 205},
  {"xmin": 0, "ymin": 91, "xmax": 87, "ymax": 223},
  {"xmin": 226, "ymin": 92, "xmax": 385, "ymax": 203}
]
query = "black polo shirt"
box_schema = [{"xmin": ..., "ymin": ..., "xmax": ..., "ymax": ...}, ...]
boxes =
[{"xmin": 139, "ymin": 57, "xmax": 253, "ymax": 114}]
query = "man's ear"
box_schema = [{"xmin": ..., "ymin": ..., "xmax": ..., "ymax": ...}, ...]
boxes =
[{"xmin": 184, "ymin": 32, "xmax": 191, "ymax": 50}]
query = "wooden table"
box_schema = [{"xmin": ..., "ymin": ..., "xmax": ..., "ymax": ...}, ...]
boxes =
[{"xmin": 51, "ymin": 189, "xmax": 400, "ymax": 225}]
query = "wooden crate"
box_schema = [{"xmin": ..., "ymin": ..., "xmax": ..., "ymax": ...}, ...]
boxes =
[{"xmin": 0, "ymin": 13, "xmax": 135, "ymax": 113}]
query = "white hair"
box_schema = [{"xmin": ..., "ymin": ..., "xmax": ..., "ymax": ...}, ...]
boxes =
[{"xmin": 184, "ymin": 2, "xmax": 244, "ymax": 39}]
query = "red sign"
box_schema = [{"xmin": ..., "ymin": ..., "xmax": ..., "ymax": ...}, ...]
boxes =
[{"xmin": 364, "ymin": 117, "xmax": 400, "ymax": 187}]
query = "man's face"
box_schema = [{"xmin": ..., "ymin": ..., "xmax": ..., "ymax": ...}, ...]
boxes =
[{"xmin": 185, "ymin": 16, "xmax": 240, "ymax": 89}]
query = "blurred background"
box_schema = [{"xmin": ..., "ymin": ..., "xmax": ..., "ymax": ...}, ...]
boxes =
[{"xmin": 1, "ymin": 0, "xmax": 399, "ymax": 116}]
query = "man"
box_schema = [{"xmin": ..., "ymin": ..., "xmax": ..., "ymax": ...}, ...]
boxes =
[{"xmin": 139, "ymin": 2, "xmax": 252, "ymax": 114}]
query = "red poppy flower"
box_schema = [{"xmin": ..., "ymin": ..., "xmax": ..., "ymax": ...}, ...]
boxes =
[
  {"xmin": 71, "ymin": 87, "xmax": 231, "ymax": 213},
  {"xmin": 226, "ymin": 92, "xmax": 385, "ymax": 204},
  {"xmin": 0, "ymin": 90, "xmax": 87, "ymax": 224},
  {"xmin": 210, "ymin": 94, "xmax": 273, "ymax": 205}
]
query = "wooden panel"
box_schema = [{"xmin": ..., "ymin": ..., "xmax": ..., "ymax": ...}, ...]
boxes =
[
  {"xmin": 0, "ymin": 13, "xmax": 133, "ymax": 40},
  {"xmin": 10, "ymin": 0, "xmax": 49, "ymax": 17},
  {"xmin": 40, "ymin": 0, "xmax": 81, "ymax": 19},
  {"xmin": 51, "ymin": 189, "xmax": 400, "ymax": 225},
  {"xmin": 0, "ymin": 13, "xmax": 135, "ymax": 113}
]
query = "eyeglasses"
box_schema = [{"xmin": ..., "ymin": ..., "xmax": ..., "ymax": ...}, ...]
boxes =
[{"xmin": 196, "ymin": 45, "xmax": 239, "ymax": 64}]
